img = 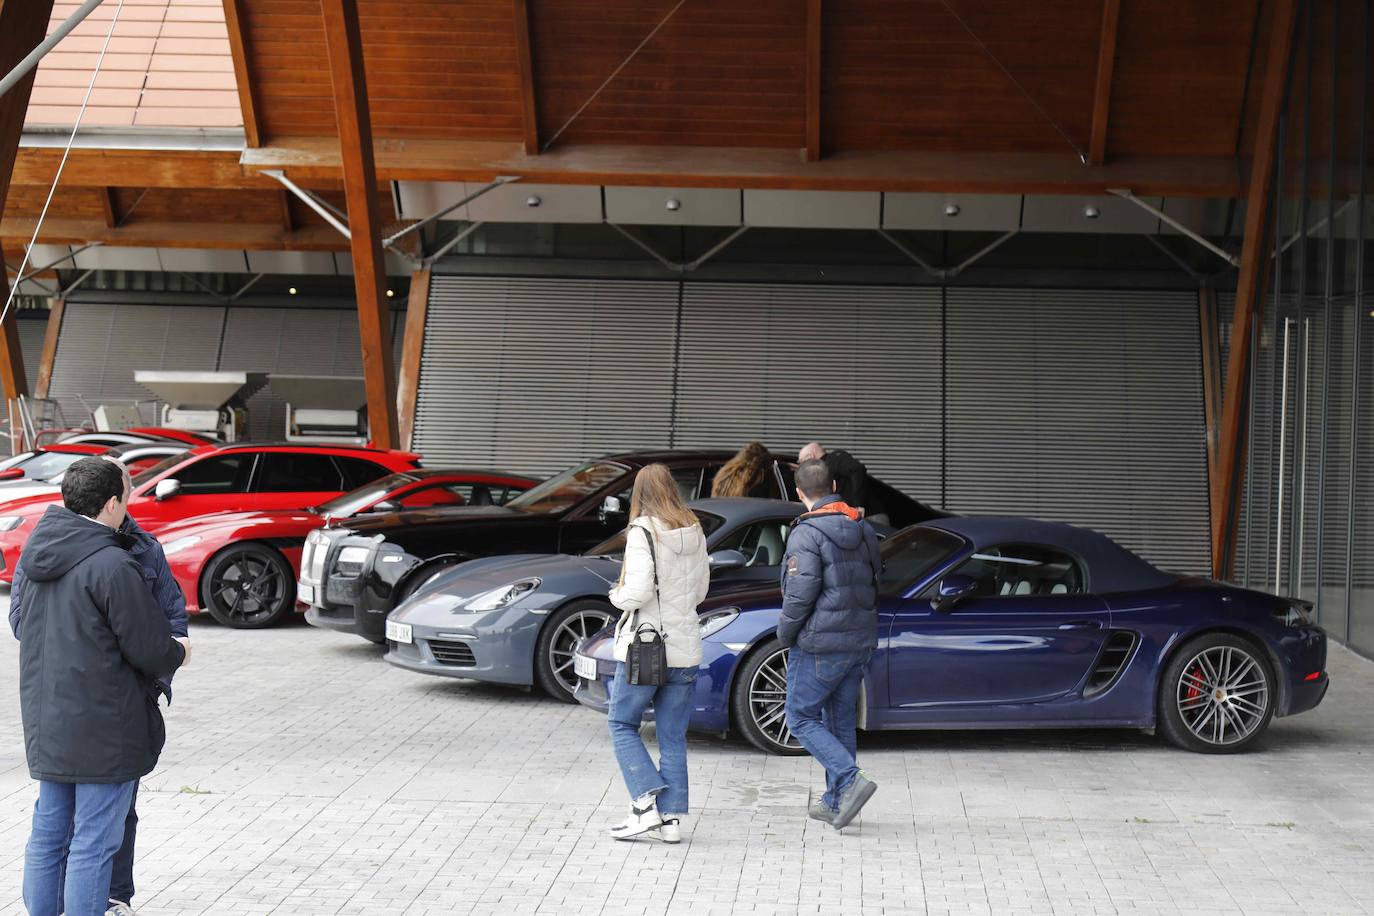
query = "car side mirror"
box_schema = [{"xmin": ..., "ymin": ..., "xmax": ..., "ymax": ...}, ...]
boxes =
[
  {"xmin": 370, "ymin": 499, "xmax": 400, "ymax": 513},
  {"xmin": 154, "ymin": 478, "xmax": 181, "ymax": 502},
  {"xmin": 707, "ymin": 548, "xmax": 748, "ymax": 572},
  {"xmin": 930, "ymin": 574, "xmax": 977, "ymax": 613},
  {"xmin": 599, "ymin": 495, "xmax": 625, "ymax": 523},
  {"xmin": 0, "ymin": 468, "xmax": 23, "ymax": 481}
]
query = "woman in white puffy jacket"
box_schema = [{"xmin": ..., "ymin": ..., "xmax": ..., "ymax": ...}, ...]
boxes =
[{"xmin": 605, "ymin": 463, "xmax": 710, "ymax": 843}]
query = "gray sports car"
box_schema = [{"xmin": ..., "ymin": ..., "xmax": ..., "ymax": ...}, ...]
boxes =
[{"xmin": 382, "ymin": 498, "xmax": 804, "ymax": 702}]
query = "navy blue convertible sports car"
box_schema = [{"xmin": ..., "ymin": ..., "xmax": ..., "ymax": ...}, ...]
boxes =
[{"xmin": 574, "ymin": 516, "xmax": 1329, "ymax": 755}]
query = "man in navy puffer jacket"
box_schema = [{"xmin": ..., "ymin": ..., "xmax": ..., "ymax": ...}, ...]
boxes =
[{"xmin": 778, "ymin": 459, "xmax": 881, "ymax": 831}]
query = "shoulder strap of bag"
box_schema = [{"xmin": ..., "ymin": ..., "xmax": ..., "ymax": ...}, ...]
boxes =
[{"xmin": 619, "ymin": 523, "xmax": 661, "ymax": 636}]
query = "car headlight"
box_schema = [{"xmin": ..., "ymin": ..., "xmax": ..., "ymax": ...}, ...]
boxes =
[
  {"xmin": 336, "ymin": 545, "xmax": 371, "ymax": 576},
  {"xmin": 699, "ymin": 607, "xmax": 739, "ymax": 638},
  {"xmin": 465, "ymin": 578, "xmax": 541, "ymax": 611},
  {"xmin": 160, "ymin": 535, "xmax": 201, "ymax": 557},
  {"xmin": 0, "ymin": 516, "xmax": 24, "ymax": 532},
  {"xmin": 1273, "ymin": 601, "xmax": 1316, "ymax": 628}
]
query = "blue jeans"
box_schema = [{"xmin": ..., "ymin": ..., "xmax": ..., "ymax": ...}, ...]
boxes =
[
  {"xmin": 608, "ymin": 663, "xmax": 697, "ymax": 816},
  {"xmin": 24, "ymin": 779, "xmax": 137, "ymax": 916},
  {"xmin": 57, "ymin": 784, "xmax": 139, "ymax": 908},
  {"xmin": 784, "ymin": 647, "xmax": 871, "ymax": 811}
]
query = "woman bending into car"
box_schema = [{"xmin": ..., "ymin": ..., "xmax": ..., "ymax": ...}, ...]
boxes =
[{"xmin": 605, "ymin": 463, "xmax": 710, "ymax": 843}]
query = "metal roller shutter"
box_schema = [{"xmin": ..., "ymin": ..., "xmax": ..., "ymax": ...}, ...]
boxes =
[
  {"xmin": 19, "ymin": 316, "xmax": 46, "ymax": 395},
  {"xmin": 218, "ymin": 307, "xmax": 404, "ymax": 442},
  {"xmin": 672, "ymin": 282, "xmax": 943, "ymax": 502},
  {"xmin": 945, "ymin": 288, "xmax": 1210, "ymax": 575},
  {"xmin": 413, "ymin": 276, "xmax": 679, "ymax": 475},
  {"xmin": 46, "ymin": 302, "xmax": 225, "ymax": 428}
]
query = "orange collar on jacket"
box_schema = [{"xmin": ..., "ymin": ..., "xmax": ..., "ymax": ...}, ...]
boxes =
[{"xmin": 793, "ymin": 499, "xmax": 863, "ymax": 525}]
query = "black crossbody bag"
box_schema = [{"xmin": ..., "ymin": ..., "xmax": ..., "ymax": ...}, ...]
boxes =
[{"xmin": 624, "ymin": 525, "xmax": 668, "ymax": 686}]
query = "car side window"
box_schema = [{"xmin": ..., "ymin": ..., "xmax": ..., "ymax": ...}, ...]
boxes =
[
  {"xmin": 334, "ymin": 456, "xmax": 392, "ymax": 490},
  {"xmin": 668, "ymin": 466, "xmax": 705, "ymax": 501},
  {"xmin": 712, "ymin": 520, "xmax": 791, "ymax": 568},
  {"xmin": 942, "ymin": 543, "xmax": 1085, "ymax": 598},
  {"xmin": 254, "ymin": 453, "xmax": 345, "ymax": 493},
  {"xmin": 396, "ymin": 482, "xmax": 471, "ymax": 508},
  {"xmin": 173, "ymin": 454, "xmax": 254, "ymax": 495}
]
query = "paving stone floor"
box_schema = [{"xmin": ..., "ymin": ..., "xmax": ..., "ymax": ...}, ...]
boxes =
[{"xmin": 1, "ymin": 601, "xmax": 1372, "ymax": 915}]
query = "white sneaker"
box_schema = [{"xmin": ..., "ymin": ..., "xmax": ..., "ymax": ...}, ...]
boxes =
[
  {"xmin": 106, "ymin": 901, "xmax": 136, "ymax": 916},
  {"xmin": 657, "ymin": 818, "xmax": 681, "ymax": 844},
  {"xmin": 609, "ymin": 794, "xmax": 663, "ymax": 840}
]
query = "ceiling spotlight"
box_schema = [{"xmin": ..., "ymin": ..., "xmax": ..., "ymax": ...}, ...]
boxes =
[
  {"xmin": 665, "ymin": 198, "xmax": 682, "ymax": 212},
  {"xmin": 288, "ymin": 286, "xmax": 298, "ymax": 295},
  {"xmin": 1083, "ymin": 205, "xmax": 1101, "ymax": 219},
  {"xmin": 386, "ymin": 289, "xmax": 394, "ymax": 298},
  {"xmin": 525, "ymin": 195, "xmax": 542, "ymax": 208},
  {"xmin": 944, "ymin": 203, "xmax": 960, "ymax": 217}
]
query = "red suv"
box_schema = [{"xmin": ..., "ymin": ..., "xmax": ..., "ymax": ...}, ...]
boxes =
[{"xmin": 0, "ymin": 442, "xmax": 421, "ymax": 584}]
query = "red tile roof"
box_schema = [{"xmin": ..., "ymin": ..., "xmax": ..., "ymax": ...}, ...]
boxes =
[{"xmin": 24, "ymin": 0, "xmax": 243, "ymax": 131}]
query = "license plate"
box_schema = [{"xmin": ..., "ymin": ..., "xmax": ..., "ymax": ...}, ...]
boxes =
[
  {"xmin": 385, "ymin": 620, "xmax": 412, "ymax": 644},
  {"xmin": 573, "ymin": 654, "xmax": 598, "ymax": 681},
  {"xmin": 296, "ymin": 583, "xmax": 315, "ymax": 605}
]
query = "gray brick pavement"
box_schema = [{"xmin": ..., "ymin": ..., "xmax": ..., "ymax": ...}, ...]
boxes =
[{"xmin": 1, "ymin": 601, "xmax": 1371, "ymax": 915}]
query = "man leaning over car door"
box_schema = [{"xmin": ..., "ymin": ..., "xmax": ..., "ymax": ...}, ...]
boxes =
[
  {"xmin": 778, "ymin": 459, "xmax": 882, "ymax": 831},
  {"xmin": 11, "ymin": 458, "xmax": 191, "ymax": 916}
]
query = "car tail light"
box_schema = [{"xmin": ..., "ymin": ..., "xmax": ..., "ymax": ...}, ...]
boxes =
[{"xmin": 1305, "ymin": 671, "xmax": 1322, "ymax": 681}]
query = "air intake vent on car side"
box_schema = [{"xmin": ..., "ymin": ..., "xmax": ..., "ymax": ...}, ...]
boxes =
[
  {"xmin": 430, "ymin": 639, "xmax": 476, "ymax": 667},
  {"xmin": 1084, "ymin": 631, "xmax": 1138, "ymax": 697}
]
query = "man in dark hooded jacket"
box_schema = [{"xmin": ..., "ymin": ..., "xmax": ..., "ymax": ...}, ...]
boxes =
[
  {"xmin": 778, "ymin": 459, "xmax": 881, "ymax": 831},
  {"xmin": 10, "ymin": 459, "xmax": 187, "ymax": 916},
  {"xmin": 18, "ymin": 457, "xmax": 188, "ymax": 916}
]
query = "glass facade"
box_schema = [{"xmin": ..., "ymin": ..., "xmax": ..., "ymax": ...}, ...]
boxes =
[{"xmin": 1237, "ymin": 0, "xmax": 1374, "ymax": 657}]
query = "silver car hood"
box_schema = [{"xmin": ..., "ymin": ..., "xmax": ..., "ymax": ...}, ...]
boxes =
[{"xmin": 393, "ymin": 552, "xmax": 623, "ymax": 626}]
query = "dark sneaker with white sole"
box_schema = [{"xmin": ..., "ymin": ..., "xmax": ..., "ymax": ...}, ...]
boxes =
[{"xmin": 832, "ymin": 771, "xmax": 877, "ymax": 830}]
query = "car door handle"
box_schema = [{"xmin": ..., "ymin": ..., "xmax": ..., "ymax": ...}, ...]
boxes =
[{"xmin": 1059, "ymin": 620, "xmax": 1102, "ymax": 631}]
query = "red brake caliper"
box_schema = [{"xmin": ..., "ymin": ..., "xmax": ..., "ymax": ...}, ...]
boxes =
[{"xmin": 1184, "ymin": 663, "xmax": 1204, "ymax": 713}]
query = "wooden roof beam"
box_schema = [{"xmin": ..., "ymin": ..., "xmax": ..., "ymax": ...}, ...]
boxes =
[
  {"xmin": 1088, "ymin": 0, "xmax": 1120, "ymax": 166},
  {"xmin": 320, "ymin": 0, "xmax": 399, "ymax": 451},
  {"xmin": 242, "ymin": 137, "xmax": 1248, "ymax": 197},
  {"xmin": 1212, "ymin": 0, "xmax": 1301, "ymax": 580},
  {"xmin": 0, "ymin": 216, "xmax": 349, "ymax": 251},
  {"xmin": 222, "ymin": 0, "xmax": 264, "ymax": 147},
  {"xmin": 513, "ymin": 0, "xmax": 540, "ymax": 155},
  {"xmin": 804, "ymin": 0, "xmax": 822, "ymax": 162},
  {"xmin": 0, "ymin": 0, "xmax": 58, "ymax": 408}
]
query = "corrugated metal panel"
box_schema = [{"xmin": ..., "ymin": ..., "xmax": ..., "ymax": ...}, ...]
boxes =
[
  {"xmin": 19, "ymin": 317, "xmax": 47, "ymax": 395},
  {"xmin": 413, "ymin": 276, "xmax": 679, "ymax": 475},
  {"xmin": 219, "ymin": 307, "xmax": 404, "ymax": 442},
  {"xmin": 945, "ymin": 288, "xmax": 1210, "ymax": 575},
  {"xmin": 47, "ymin": 302, "xmax": 225, "ymax": 427},
  {"xmin": 672, "ymin": 283, "xmax": 942, "ymax": 503}
]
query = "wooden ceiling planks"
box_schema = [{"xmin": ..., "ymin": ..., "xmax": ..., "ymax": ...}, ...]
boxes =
[
  {"xmin": 532, "ymin": 0, "xmax": 805, "ymax": 149},
  {"xmin": 824, "ymin": 0, "xmax": 1099, "ymax": 154},
  {"xmin": 242, "ymin": 0, "xmax": 524, "ymax": 141},
  {"xmin": 1110, "ymin": 0, "xmax": 1264, "ymax": 158}
]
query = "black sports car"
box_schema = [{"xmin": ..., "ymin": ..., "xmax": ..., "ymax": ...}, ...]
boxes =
[{"xmin": 300, "ymin": 449, "xmax": 939, "ymax": 644}]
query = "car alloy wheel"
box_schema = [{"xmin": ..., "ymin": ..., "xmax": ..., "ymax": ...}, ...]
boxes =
[
  {"xmin": 1175, "ymin": 645, "xmax": 1270, "ymax": 747},
  {"xmin": 202, "ymin": 544, "xmax": 294, "ymax": 629},
  {"xmin": 730, "ymin": 638, "xmax": 805, "ymax": 755},
  {"xmin": 1158, "ymin": 632, "xmax": 1275, "ymax": 754},
  {"xmin": 536, "ymin": 600, "xmax": 616, "ymax": 702}
]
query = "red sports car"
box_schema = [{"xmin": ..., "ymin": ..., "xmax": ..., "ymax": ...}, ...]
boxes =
[
  {"xmin": 152, "ymin": 468, "xmax": 538, "ymax": 628},
  {"xmin": 0, "ymin": 442, "xmax": 421, "ymax": 586}
]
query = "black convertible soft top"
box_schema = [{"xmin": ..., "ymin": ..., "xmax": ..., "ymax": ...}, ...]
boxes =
[{"xmin": 923, "ymin": 516, "xmax": 1178, "ymax": 594}]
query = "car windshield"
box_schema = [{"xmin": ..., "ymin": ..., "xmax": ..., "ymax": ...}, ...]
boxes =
[
  {"xmin": 584, "ymin": 510, "xmax": 726, "ymax": 558},
  {"xmin": 878, "ymin": 526, "xmax": 964, "ymax": 597},
  {"xmin": 316, "ymin": 472, "xmax": 422, "ymax": 518},
  {"xmin": 14, "ymin": 451, "xmax": 86, "ymax": 482},
  {"xmin": 131, "ymin": 454, "xmax": 188, "ymax": 487},
  {"xmin": 506, "ymin": 461, "xmax": 629, "ymax": 514}
]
